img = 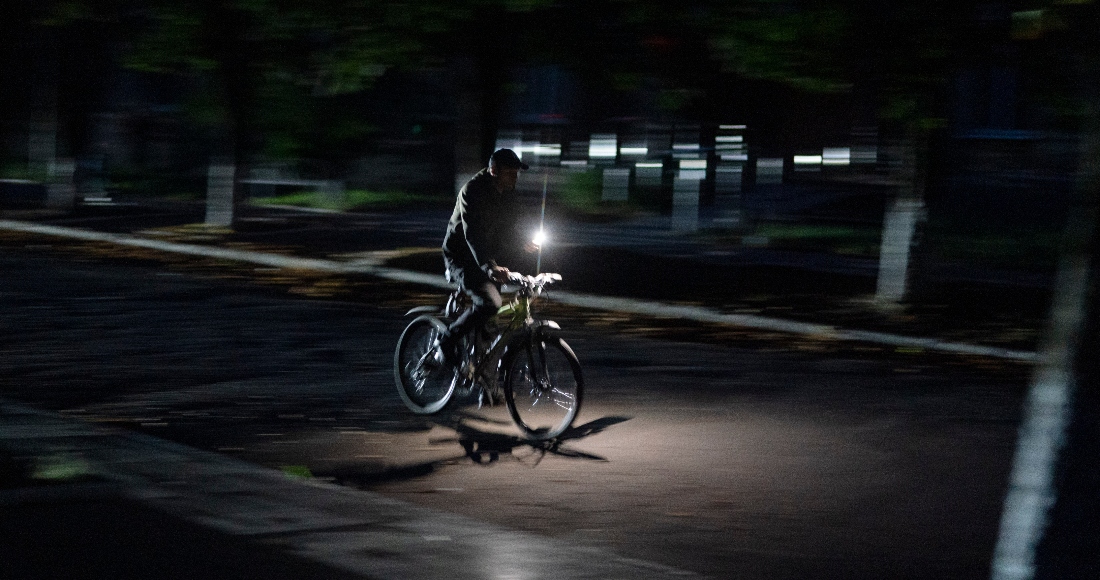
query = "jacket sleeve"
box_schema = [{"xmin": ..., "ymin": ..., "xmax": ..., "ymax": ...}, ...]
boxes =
[{"xmin": 459, "ymin": 183, "xmax": 497, "ymax": 270}]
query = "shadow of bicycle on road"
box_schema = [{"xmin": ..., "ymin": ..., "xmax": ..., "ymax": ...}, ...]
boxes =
[
  {"xmin": 430, "ymin": 413, "xmax": 633, "ymax": 466},
  {"xmin": 317, "ymin": 414, "xmax": 632, "ymax": 488}
]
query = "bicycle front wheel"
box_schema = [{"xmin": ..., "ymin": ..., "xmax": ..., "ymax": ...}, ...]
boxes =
[
  {"xmin": 394, "ymin": 315, "xmax": 456, "ymax": 414},
  {"xmin": 503, "ymin": 334, "xmax": 583, "ymax": 440}
]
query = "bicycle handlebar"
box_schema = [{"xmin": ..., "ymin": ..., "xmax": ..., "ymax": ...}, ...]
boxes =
[{"xmin": 506, "ymin": 271, "xmax": 561, "ymax": 289}]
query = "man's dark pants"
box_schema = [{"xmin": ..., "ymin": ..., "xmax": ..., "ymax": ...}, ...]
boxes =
[{"xmin": 441, "ymin": 261, "xmax": 502, "ymax": 354}]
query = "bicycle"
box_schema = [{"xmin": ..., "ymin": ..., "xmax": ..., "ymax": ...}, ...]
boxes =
[{"xmin": 393, "ymin": 271, "xmax": 583, "ymax": 441}]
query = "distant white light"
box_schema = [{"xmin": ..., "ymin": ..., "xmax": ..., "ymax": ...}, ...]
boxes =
[
  {"xmin": 678, "ymin": 159, "xmax": 706, "ymax": 180},
  {"xmin": 720, "ymin": 154, "xmax": 749, "ymax": 162},
  {"xmin": 822, "ymin": 147, "xmax": 851, "ymax": 166},
  {"xmin": 619, "ymin": 146, "xmax": 648, "ymax": 156},
  {"xmin": 494, "ymin": 131, "xmax": 523, "ymax": 155},
  {"xmin": 852, "ymin": 146, "xmax": 878, "ymax": 164},
  {"xmin": 533, "ymin": 144, "xmax": 561, "ymax": 157},
  {"xmin": 589, "ymin": 134, "xmax": 617, "ymax": 159},
  {"xmin": 794, "ymin": 155, "xmax": 823, "ymax": 165},
  {"xmin": 635, "ymin": 162, "xmax": 663, "ymax": 168},
  {"xmin": 715, "ymin": 136, "xmax": 744, "ymax": 143},
  {"xmin": 679, "ymin": 159, "xmax": 707, "ymax": 170}
]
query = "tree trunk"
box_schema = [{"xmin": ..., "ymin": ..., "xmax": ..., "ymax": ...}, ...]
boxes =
[
  {"xmin": 204, "ymin": 116, "xmax": 238, "ymax": 227},
  {"xmin": 991, "ymin": 47, "xmax": 1100, "ymax": 580},
  {"xmin": 874, "ymin": 131, "xmax": 926, "ymax": 305},
  {"xmin": 28, "ymin": 27, "xmax": 58, "ymax": 179},
  {"xmin": 452, "ymin": 56, "xmax": 484, "ymax": 194},
  {"xmin": 202, "ymin": 3, "xmax": 250, "ymax": 227}
]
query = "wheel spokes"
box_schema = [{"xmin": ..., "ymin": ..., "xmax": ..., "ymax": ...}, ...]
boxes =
[
  {"xmin": 508, "ymin": 338, "xmax": 579, "ymax": 438},
  {"xmin": 395, "ymin": 317, "xmax": 457, "ymax": 415}
]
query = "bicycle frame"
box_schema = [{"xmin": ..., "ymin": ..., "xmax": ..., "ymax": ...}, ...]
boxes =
[
  {"xmin": 464, "ymin": 287, "xmax": 537, "ymax": 391},
  {"xmin": 420, "ymin": 279, "xmax": 561, "ymax": 394},
  {"xmin": 395, "ymin": 270, "xmax": 580, "ymax": 438}
]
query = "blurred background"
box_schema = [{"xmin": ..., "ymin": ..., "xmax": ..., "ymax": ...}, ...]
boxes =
[
  {"xmin": 3, "ymin": 1, "xmax": 1095, "ymax": 268},
  {"xmin": 4, "ymin": 3, "xmax": 1100, "ymax": 578},
  {"xmin": 3, "ymin": 0, "xmax": 1100, "ymax": 310}
]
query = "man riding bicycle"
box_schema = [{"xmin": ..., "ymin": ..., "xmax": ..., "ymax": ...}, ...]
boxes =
[{"xmin": 433, "ymin": 148, "xmax": 536, "ymax": 369}]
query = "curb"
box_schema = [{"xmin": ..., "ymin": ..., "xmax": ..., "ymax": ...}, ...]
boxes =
[{"xmin": 0, "ymin": 219, "xmax": 1038, "ymax": 363}]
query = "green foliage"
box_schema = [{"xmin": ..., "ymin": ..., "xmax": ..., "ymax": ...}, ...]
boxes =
[
  {"xmin": 699, "ymin": 0, "xmax": 968, "ymax": 130},
  {"xmin": 43, "ymin": 1, "xmax": 96, "ymax": 25},
  {"xmin": 501, "ymin": 0, "xmax": 557, "ymax": 11},
  {"xmin": 98, "ymin": 168, "xmax": 204, "ymax": 199},
  {"xmin": 251, "ymin": 76, "xmax": 378, "ymax": 158},
  {"xmin": 31, "ymin": 453, "xmax": 93, "ymax": 482},
  {"xmin": 743, "ymin": 222, "xmax": 881, "ymax": 256},
  {"xmin": 122, "ymin": 6, "xmax": 213, "ymax": 74},
  {"xmin": 554, "ymin": 169, "xmax": 644, "ymax": 221},
  {"xmin": 280, "ymin": 465, "xmax": 313, "ymax": 479},
  {"xmin": 558, "ymin": 170, "xmax": 602, "ymax": 211},
  {"xmin": 0, "ymin": 163, "xmax": 50, "ymax": 182},
  {"xmin": 706, "ymin": 2, "xmax": 853, "ymax": 94},
  {"xmin": 43, "ymin": 0, "xmax": 555, "ymax": 164},
  {"xmin": 657, "ymin": 89, "xmax": 699, "ymax": 113}
]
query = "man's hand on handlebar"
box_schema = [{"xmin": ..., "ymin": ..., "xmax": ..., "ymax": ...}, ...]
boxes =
[{"xmin": 489, "ymin": 265, "xmax": 511, "ymax": 283}]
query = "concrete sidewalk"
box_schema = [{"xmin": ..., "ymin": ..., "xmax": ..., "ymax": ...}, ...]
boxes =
[{"xmin": 1, "ymin": 400, "xmax": 700, "ymax": 579}]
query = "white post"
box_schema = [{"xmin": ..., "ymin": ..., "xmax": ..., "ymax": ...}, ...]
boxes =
[
  {"xmin": 601, "ymin": 167, "xmax": 630, "ymax": 202},
  {"xmin": 874, "ymin": 196, "xmax": 924, "ymax": 304},
  {"xmin": 713, "ymin": 165, "xmax": 744, "ymax": 229},
  {"xmin": 672, "ymin": 158, "xmax": 706, "ymax": 232},
  {"xmin": 990, "ymin": 253, "xmax": 1090, "ymax": 580},
  {"xmin": 28, "ymin": 117, "xmax": 57, "ymax": 180},
  {"xmin": 46, "ymin": 158, "xmax": 75, "ymax": 210},
  {"xmin": 205, "ymin": 163, "xmax": 235, "ymax": 227},
  {"xmin": 672, "ymin": 176, "xmax": 700, "ymax": 232}
]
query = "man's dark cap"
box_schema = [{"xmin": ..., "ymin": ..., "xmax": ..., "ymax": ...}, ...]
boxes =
[{"xmin": 490, "ymin": 148, "xmax": 529, "ymax": 170}]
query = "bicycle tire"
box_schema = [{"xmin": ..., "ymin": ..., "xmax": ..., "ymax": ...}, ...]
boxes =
[
  {"xmin": 503, "ymin": 333, "xmax": 584, "ymax": 440},
  {"xmin": 394, "ymin": 315, "xmax": 457, "ymax": 414}
]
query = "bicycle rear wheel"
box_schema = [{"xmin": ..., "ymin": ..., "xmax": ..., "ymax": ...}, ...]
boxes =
[
  {"xmin": 394, "ymin": 315, "xmax": 456, "ymax": 414},
  {"xmin": 503, "ymin": 334, "xmax": 583, "ymax": 440}
]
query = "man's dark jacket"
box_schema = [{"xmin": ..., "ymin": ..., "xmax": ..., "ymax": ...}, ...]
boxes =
[{"xmin": 443, "ymin": 168, "xmax": 520, "ymax": 284}]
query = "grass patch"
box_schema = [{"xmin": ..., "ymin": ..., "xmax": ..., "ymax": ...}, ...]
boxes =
[
  {"xmin": 1, "ymin": 163, "xmax": 50, "ymax": 183},
  {"xmin": 252, "ymin": 189, "xmax": 440, "ymax": 211},
  {"xmin": 280, "ymin": 465, "xmax": 314, "ymax": 479},
  {"xmin": 926, "ymin": 228, "xmax": 1061, "ymax": 271},
  {"xmin": 558, "ymin": 170, "xmax": 601, "ymax": 211},
  {"xmin": 753, "ymin": 223, "xmax": 878, "ymax": 241},
  {"xmin": 554, "ymin": 169, "xmax": 645, "ymax": 222},
  {"xmin": 704, "ymin": 219, "xmax": 1061, "ymax": 270},
  {"xmin": 702, "ymin": 222, "xmax": 883, "ymax": 255}
]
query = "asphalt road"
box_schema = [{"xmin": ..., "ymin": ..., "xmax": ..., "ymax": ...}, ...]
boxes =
[{"xmin": 0, "ymin": 238, "xmax": 1031, "ymax": 579}]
